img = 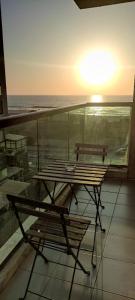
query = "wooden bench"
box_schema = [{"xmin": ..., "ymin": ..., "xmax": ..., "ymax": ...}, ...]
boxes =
[{"xmin": 75, "ymin": 143, "xmax": 108, "ymax": 163}]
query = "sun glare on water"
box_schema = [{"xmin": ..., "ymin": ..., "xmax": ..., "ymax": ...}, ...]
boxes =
[{"xmin": 79, "ymin": 50, "xmax": 117, "ymax": 86}]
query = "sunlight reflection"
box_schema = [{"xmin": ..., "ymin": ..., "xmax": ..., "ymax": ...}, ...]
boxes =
[{"xmin": 90, "ymin": 95, "xmax": 103, "ymax": 103}]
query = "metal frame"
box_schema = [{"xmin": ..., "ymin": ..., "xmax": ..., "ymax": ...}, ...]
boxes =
[{"xmin": 0, "ymin": 3, "xmax": 8, "ymax": 115}]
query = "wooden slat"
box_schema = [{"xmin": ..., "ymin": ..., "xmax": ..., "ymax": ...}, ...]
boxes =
[
  {"xmin": 75, "ymin": 150, "xmax": 105, "ymax": 156},
  {"xmin": 75, "ymin": 143, "xmax": 108, "ymax": 150},
  {"xmin": 46, "ymin": 159, "xmax": 108, "ymax": 167},
  {"xmin": 38, "ymin": 171, "xmax": 103, "ymax": 182},
  {"xmin": 46, "ymin": 161, "xmax": 108, "ymax": 171},
  {"xmin": 46, "ymin": 159, "xmax": 108, "ymax": 168},
  {"xmin": 75, "ymin": 165, "xmax": 107, "ymax": 171},
  {"xmin": 35, "ymin": 219, "xmax": 87, "ymax": 235},
  {"xmin": 31, "ymin": 223, "xmax": 83, "ymax": 241},
  {"xmin": 67, "ymin": 214, "xmax": 90, "ymax": 225},
  {"xmin": 42, "ymin": 166, "xmax": 106, "ymax": 176},
  {"xmin": 28, "ymin": 212, "xmax": 90, "ymax": 242},
  {"xmin": 69, "ymin": 221, "xmax": 89, "ymax": 230},
  {"xmin": 27, "ymin": 229, "xmax": 80, "ymax": 249},
  {"xmin": 16, "ymin": 205, "xmax": 70, "ymax": 225},
  {"xmin": 75, "ymin": 143, "xmax": 108, "ymax": 161},
  {"xmin": 7, "ymin": 194, "xmax": 69, "ymax": 215},
  {"xmin": 33, "ymin": 174, "xmax": 102, "ymax": 186}
]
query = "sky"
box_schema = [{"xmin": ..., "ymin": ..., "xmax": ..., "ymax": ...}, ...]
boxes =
[{"xmin": 1, "ymin": 0, "xmax": 135, "ymax": 96}]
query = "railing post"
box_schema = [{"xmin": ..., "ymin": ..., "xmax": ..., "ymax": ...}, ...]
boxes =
[
  {"xmin": 128, "ymin": 77, "xmax": 135, "ymax": 179},
  {"xmin": 67, "ymin": 112, "xmax": 70, "ymax": 160},
  {"xmin": 37, "ymin": 119, "xmax": 40, "ymax": 172},
  {"xmin": 0, "ymin": 2, "xmax": 8, "ymax": 115}
]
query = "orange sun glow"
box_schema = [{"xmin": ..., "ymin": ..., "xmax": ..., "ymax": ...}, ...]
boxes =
[{"xmin": 79, "ymin": 50, "xmax": 117, "ymax": 86}]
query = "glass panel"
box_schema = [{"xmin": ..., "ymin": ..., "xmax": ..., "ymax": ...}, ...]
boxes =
[
  {"xmin": 0, "ymin": 120, "xmax": 38, "ymax": 248},
  {"xmin": 4, "ymin": 121, "xmax": 38, "ymax": 178},
  {"xmin": 68, "ymin": 108, "xmax": 85, "ymax": 161},
  {"xmin": 38, "ymin": 112, "xmax": 69, "ymax": 167},
  {"xmin": 84, "ymin": 106, "xmax": 131, "ymax": 165}
]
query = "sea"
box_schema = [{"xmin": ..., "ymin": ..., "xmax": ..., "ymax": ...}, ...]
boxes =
[
  {"xmin": 7, "ymin": 94, "xmax": 133, "ymax": 116},
  {"xmin": 7, "ymin": 95, "xmax": 132, "ymax": 108}
]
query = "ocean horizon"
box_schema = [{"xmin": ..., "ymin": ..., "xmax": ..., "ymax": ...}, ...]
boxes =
[{"xmin": 7, "ymin": 95, "xmax": 133, "ymax": 109}]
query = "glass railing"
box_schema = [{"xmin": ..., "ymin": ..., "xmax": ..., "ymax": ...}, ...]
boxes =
[
  {"xmin": 37, "ymin": 105, "xmax": 131, "ymax": 166},
  {"xmin": 38, "ymin": 112, "xmax": 69, "ymax": 167},
  {"xmin": 0, "ymin": 120, "xmax": 38, "ymax": 253},
  {"xmin": 68, "ymin": 105, "xmax": 131, "ymax": 165},
  {"xmin": 0, "ymin": 102, "xmax": 132, "ymax": 265}
]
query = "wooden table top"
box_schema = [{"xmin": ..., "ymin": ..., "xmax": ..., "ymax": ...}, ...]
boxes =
[{"xmin": 33, "ymin": 160, "xmax": 108, "ymax": 187}]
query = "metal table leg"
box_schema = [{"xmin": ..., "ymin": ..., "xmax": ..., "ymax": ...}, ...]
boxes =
[{"xmin": 42, "ymin": 180, "xmax": 55, "ymax": 204}]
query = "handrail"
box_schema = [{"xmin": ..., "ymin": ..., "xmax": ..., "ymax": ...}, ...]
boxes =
[
  {"xmin": 0, "ymin": 102, "xmax": 86, "ymax": 128},
  {"xmin": 0, "ymin": 101, "xmax": 132, "ymax": 129}
]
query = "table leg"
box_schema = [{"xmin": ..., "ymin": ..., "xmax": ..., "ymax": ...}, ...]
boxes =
[
  {"xmin": 94, "ymin": 186, "xmax": 106, "ymax": 233},
  {"xmin": 69, "ymin": 183, "xmax": 78, "ymax": 205},
  {"xmin": 98, "ymin": 184, "xmax": 105, "ymax": 209},
  {"xmin": 42, "ymin": 180, "xmax": 55, "ymax": 204},
  {"xmin": 84, "ymin": 185, "xmax": 104, "ymax": 209},
  {"xmin": 84, "ymin": 185, "xmax": 96, "ymax": 205},
  {"xmin": 53, "ymin": 181, "xmax": 57, "ymax": 199},
  {"xmin": 68, "ymin": 184, "xmax": 76, "ymax": 211}
]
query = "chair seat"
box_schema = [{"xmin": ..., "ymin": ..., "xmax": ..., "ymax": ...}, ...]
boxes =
[{"xmin": 27, "ymin": 214, "xmax": 91, "ymax": 249}]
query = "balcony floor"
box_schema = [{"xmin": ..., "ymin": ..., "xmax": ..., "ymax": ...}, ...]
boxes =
[{"xmin": 1, "ymin": 179, "xmax": 135, "ymax": 300}]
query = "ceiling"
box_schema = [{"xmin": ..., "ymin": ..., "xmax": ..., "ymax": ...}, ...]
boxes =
[{"xmin": 74, "ymin": 0, "xmax": 135, "ymax": 8}]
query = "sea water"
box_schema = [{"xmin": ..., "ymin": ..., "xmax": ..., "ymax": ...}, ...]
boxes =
[{"xmin": 8, "ymin": 94, "xmax": 132, "ymax": 107}]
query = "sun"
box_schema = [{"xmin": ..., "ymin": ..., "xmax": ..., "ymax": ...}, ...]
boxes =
[{"xmin": 79, "ymin": 50, "xmax": 117, "ymax": 86}]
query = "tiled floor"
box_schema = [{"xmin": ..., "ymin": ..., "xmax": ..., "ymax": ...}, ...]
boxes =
[{"xmin": 1, "ymin": 179, "xmax": 135, "ymax": 300}]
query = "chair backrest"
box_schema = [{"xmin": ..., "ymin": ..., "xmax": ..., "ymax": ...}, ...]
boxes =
[
  {"xmin": 7, "ymin": 194, "xmax": 70, "ymax": 238},
  {"xmin": 75, "ymin": 143, "xmax": 108, "ymax": 163}
]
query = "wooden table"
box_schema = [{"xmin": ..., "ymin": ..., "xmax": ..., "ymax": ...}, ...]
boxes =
[{"xmin": 33, "ymin": 160, "xmax": 108, "ymax": 232}]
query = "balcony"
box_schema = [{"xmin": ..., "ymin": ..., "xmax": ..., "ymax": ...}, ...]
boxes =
[
  {"xmin": 1, "ymin": 178, "xmax": 135, "ymax": 300},
  {"xmin": 0, "ymin": 101, "xmax": 135, "ymax": 300}
]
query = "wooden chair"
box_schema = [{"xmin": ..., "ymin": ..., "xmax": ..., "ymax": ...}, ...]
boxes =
[
  {"xmin": 74, "ymin": 143, "xmax": 107, "ymax": 218},
  {"xmin": 7, "ymin": 194, "xmax": 93, "ymax": 300},
  {"xmin": 75, "ymin": 143, "xmax": 108, "ymax": 163}
]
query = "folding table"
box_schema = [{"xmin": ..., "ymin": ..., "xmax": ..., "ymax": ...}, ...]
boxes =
[{"xmin": 33, "ymin": 160, "xmax": 108, "ymax": 234}]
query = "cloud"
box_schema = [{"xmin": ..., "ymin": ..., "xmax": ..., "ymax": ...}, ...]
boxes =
[{"xmin": 7, "ymin": 58, "xmax": 76, "ymax": 69}]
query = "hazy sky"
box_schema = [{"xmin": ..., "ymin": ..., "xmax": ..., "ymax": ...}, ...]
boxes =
[{"xmin": 1, "ymin": 0, "xmax": 135, "ymax": 95}]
